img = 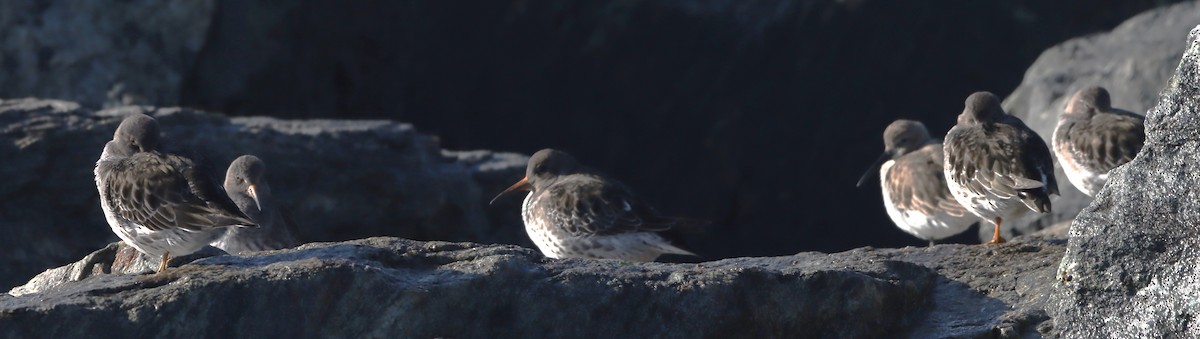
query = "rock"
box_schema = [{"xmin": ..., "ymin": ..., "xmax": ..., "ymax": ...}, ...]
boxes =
[
  {"xmin": 0, "ymin": 99, "xmax": 526, "ymax": 290},
  {"xmin": 2, "ymin": 235, "xmax": 1064, "ymax": 338},
  {"xmin": 1050, "ymin": 24, "xmax": 1200, "ymax": 337},
  {"xmin": 7, "ymin": 243, "xmax": 226, "ymax": 297},
  {"xmin": 1000, "ymin": 1, "xmax": 1200, "ymax": 238},
  {"xmin": 0, "ymin": 0, "xmax": 215, "ymax": 107}
]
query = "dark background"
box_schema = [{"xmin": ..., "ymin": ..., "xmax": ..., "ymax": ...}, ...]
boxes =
[{"xmin": 11, "ymin": 0, "xmax": 1180, "ymax": 260}]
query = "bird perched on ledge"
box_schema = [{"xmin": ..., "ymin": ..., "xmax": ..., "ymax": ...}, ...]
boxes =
[
  {"xmin": 491, "ymin": 149, "xmax": 698, "ymax": 261},
  {"xmin": 858, "ymin": 119, "xmax": 976, "ymax": 246},
  {"xmin": 943, "ymin": 92, "xmax": 1058, "ymax": 245},
  {"xmin": 212, "ymin": 155, "xmax": 300, "ymax": 254},
  {"xmin": 94, "ymin": 114, "xmax": 256, "ymax": 273},
  {"xmin": 1052, "ymin": 86, "xmax": 1146, "ymax": 197}
]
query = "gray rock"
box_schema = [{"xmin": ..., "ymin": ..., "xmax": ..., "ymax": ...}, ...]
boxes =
[
  {"xmin": 7, "ymin": 243, "xmax": 227, "ymax": 297},
  {"xmin": 0, "ymin": 99, "xmax": 526, "ymax": 290},
  {"xmin": 0, "ymin": 0, "xmax": 214, "ymax": 107},
  {"xmin": 2, "ymin": 235, "xmax": 1064, "ymax": 338},
  {"xmin": 1050, "ymin": 24, "xmax": 1200, "ymax": 337},
  {"xmin": 999, "ymin": 1, "xmax": 1200, "ymax": 239}
]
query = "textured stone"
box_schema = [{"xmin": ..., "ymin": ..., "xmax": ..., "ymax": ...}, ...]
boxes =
[
  {"xmin": 1000, "ymin": 1, "xmax": 1200, "ymax": 238},
  {"xmin": 0, "ymin": 99, "xmax": 526, "ymax": 290},
  {"xmin": 1050, "ymin": 24, "xmax": 1200, "ymax": 337},
  {"xmin": 2, "ymin": 235, "xmax": 1064, "ymax": 338},
  {"xmin": 6, "ymin": 243, "xmax": 225, "ymax": 297}
]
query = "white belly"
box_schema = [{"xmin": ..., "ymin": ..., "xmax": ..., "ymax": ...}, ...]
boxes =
[{"xmin": 1052, "ymin": 134, "xmax": 1107, "ymax": 197}]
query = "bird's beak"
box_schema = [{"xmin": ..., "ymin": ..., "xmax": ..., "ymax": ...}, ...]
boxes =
[
  {"xmin": 490, "ymin": 177, "xmax": 531, "ymax": 205},
  {"xmin": 247, "ymin": 184, "xmax": 262, "ymax": 211},
  {"xmin": 856, "ymin": 151, "xmax": 892, "ymax": 187}
]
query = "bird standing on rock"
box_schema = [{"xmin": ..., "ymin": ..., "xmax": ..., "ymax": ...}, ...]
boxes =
[
  {"xmin": 212, "ymin": 155, "xmax": 300, "ymax": 254},
  {"xmin": 94, "ymin": 114, "xmax": 256, "ymax": 273},
  {"xmin": 943, "ymin": 92, "xmax": 1059, "ymax": 245},
  {"xmin": 1052, "ymin": 86, "xmax": 1146, "ymax": 197},
  {"xmin": 491, "ymin": 149, "xmax": 698, "ymax": 261},
  {"xmin": 858, "ymin": 119, "xmax": 977, "ymax": 246}
]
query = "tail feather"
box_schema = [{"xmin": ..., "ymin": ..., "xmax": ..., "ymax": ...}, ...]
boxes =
[
  {"xmin": 658, "ymin": 242, "xmax": 699, "ymax": 257},
  {"xmin": 1018, "ymin": 189, "xmax": 1052, "ymax": 213}
]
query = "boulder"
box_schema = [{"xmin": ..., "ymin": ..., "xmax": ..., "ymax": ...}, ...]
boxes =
[
  {"xmin": 1000, "ymin": 1, "xmax": 1200, "ymax": 238},
  {"xmin": 2, "ymin": 235, "xmax": 1065, "ymax": 338},
  {"xmin": 0, "ymin": 0, "xmax": 215, "ymax": 107},
  {"xmin": 0, "ymin": 99, "xmax": 527, "ymax": 290},
  {"xmin": 1050, "ymin": 24, "xmax": 1200, "ymax": 337}
]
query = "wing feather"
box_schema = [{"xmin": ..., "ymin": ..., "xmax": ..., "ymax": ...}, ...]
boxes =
[
  {"xmin": 540, "ymin": 176, "xmax": 676, "ymax": 237},
  {"xmin": 104, "ymin": 152, "xmax": 254, "ymax": 232},
  {"xmin": 886, "ymin": 144, "xmax": 969, "ymax": 218},
  {"xmin": 944, "ymin": 118, "xmax": 1057, "ymax": 199},
  {"xmin": 1066, "ymin": 110, "xmax": 1146, "ymax": 173}
]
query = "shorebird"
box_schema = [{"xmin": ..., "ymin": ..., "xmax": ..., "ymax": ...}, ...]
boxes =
[
  {"xmin": 490, "ymin": 149, "xmax": 698, "ymax": 261},
  {"xmin": 95, "ymin": 114, "xmax": 256, "ymax": 273},
  {"xmin": 943, "ymin": 92, "xmax": 1059, "ymax": 244},
  {"xmin": 1052, "ymin": 86, "xmax": 1146, "ymax": 197},
  {"xmin": 858, "ymin": 119, "xmax": 977, "ymax": 246},
  {"xmin": 212, "ymin": 155, "xmax": 300, "ymax": 254}
]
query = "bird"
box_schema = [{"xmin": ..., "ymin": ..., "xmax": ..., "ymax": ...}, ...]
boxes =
[
  {"xmin": 857, "ymin": 119, "xmax": 977, "ymax": 246},
  {"xmin": 211, "ymin": 155, "xmax": 300, "ymax": 254},
  {"xmin": 94, "ymin": 113, "xmax": 256, "ymax": 273},
  {"xmin": 1052, "ymin": 86, "xmax": 1146, "ymax": 197},
  {"xmin": 943, "ymin": 92, "xmax": 1059, "ymax": 245},
  {"xmin": 490, "ymin": 149, "xmax": 698, "ymax": 261}
]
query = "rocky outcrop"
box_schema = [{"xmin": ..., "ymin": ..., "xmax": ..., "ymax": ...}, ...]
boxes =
[
  {"xmin": 0, "ymin": 99, "xmax": 526, "ymax": 290},
  {"xmin": 1000, "ymin": 1, "xmax": 1200, "ymax": 237},
  {"xmin": 2, "ymin": 233, "xmax": 1065, "ymax": 338},
  {"xmin": 1050, "ymin": 24, "xmax": 1200, "ymax": 337}
]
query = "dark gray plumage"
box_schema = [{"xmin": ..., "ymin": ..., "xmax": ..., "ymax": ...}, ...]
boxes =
[
  {"xmin": 859, "ymin": 119, "xmax": 976, "ymax": 246},
  {"xmin": 1053, "ymin": 86, "xmax": 1146, "ymax": 196},
  {"xmin": 212, "ymin": 155, "xmax": 300, "ymax": 254},
  {"xmin": 491, "ymin": 149, "xmax": 697, "ymax": 261},
  {"xmin": 94, "ymin": 114, "xmax": 256, "ymax": 273},
  {"xmin": 943, "ymin": 92, "xmax": 1059, "ymax": 244}
]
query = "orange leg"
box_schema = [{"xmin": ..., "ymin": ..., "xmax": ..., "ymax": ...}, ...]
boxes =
[
  {"xmin": 157, "ymin": 252, "xmax": 171, "ymax": 274},
  {"xmin": 985, "ymin": 216, "xmax": 1006, "ymax": 245}
]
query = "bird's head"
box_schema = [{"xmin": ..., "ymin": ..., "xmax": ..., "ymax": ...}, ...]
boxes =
[
  {"xmin": 225, "ymin": 155, "xmax": 270, "ymax": 214},
  {"xmin": 490, "ymin": 148, "xmax": 581, "ymax": 204}
]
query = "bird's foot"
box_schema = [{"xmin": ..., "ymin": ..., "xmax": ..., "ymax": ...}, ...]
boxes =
[
  {"xmin": 982, "ymin": 217, "xmax": 1007, "ymax": 245},
  {"xmin": 156, "ymin": 253, "xmax": 171, "ymax": 274}
]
